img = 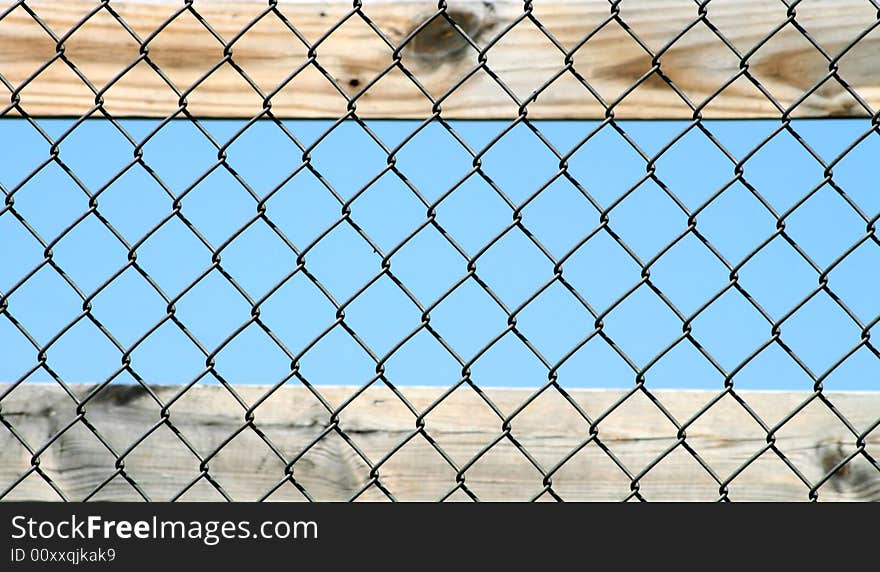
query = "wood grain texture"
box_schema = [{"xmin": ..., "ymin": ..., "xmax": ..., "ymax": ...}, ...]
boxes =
[
  {"xmin": 0, "ymin": 0, "xmax": 877, "ymax": 119},
  {"xmin": 1, "ymin": 384, "xmax": 879, "ymax": 501}
]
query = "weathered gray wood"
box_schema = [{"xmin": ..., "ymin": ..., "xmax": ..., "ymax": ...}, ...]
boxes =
[
  {"xmin": 0, "ymin": 0, "xmax": 878, "ymax": 118},
  {"xmin": 1, "ymin": 384, "xmax": 878, "ymax": 501}
]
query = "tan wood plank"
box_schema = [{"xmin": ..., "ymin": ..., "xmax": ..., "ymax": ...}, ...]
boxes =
[
  {"xmin": 1, "ymin": 384, "xmax": 878, "ymax": 501},
  {"xmin": 0, "ymin": 0, "xmax": 877, "ymax": 119}
]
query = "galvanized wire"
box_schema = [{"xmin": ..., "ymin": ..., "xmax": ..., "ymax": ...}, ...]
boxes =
[{"xmin": 0, "ymin": 0, "xmax": 879, "ymax": 501}]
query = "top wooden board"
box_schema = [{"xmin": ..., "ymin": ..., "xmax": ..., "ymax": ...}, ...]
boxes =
[{"xmin": 0, "ymin": 0, "xmax": 878, "ymax": 119}]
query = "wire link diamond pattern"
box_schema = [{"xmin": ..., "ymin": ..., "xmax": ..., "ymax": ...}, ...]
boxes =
[{"xmin": 1, "ymin": 0, "xmax": 879, "ymax": 501}]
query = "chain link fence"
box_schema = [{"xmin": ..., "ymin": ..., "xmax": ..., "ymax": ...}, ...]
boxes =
[{"xmin": 1, "ymin": 0, "xmax": 879, "ymax": 501}]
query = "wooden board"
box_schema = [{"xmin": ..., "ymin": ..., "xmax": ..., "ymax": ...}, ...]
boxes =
[
  {"xmin": 0, "ymin": 0, "xmax": 878, "ymax": 119},
  {"xmin": 1, "ymin": 384, "xmax": 879, "ymax": 501}
]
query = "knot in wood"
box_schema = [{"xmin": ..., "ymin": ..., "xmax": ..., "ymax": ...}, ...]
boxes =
[{"xmin": 408, "ymin": 6, "xmax": 494, "ymax": 63}]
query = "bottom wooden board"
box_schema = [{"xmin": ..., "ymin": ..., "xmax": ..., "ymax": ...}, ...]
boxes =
[{"xmin": 1, "ymin": 384, "xmax": 878, "ymax": 501}]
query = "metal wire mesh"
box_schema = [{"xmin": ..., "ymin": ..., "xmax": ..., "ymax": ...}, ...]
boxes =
[{"xmin": 1, "ymin": 0, "xmax": 879, "ymax": 502}]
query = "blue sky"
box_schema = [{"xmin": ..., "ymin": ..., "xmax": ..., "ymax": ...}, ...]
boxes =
[{"xmin": 1, "ymin": 117, "xmax": 878, "ymax": 391}]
